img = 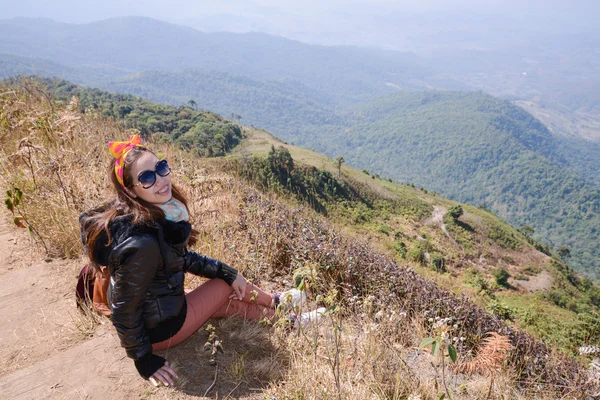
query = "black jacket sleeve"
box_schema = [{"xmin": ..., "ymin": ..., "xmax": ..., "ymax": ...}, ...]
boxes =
[
  {"xmin": 183, "ymin": 250, "xmax": 238, "ymax": 285},
  {"xmin": 109, "ymin": 234, "xmax": 165, "ymax": 378}
]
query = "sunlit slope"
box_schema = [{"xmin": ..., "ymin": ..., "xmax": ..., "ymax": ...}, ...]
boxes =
[{"xmin": 302, "ymin": 91, "xmax": 600, "ymax": 278}]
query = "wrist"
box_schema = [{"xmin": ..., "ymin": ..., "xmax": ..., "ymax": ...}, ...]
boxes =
[
  {"xmin": 217, "ymin": 262, "xmax": 238, "ymax": 285},
  {"xmin": 134, "ymin": 353, "xmax": 166, "ymax": 379}
]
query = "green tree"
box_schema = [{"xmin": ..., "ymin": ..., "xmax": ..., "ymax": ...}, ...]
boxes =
[
  {"xmin": 492, "ymin": 268, "xmax": 511, "ymax": 288},
  {"xmin": 521, "ymin": 224, "xmax": 535, "ymax": 236},
  {"xmin": 557, "ymin": 246, "xmax": 571, "ymax": 260},
  {"xmin": 447, "ymin": 205, "xmax": 463, "ymax": 221},
  {"xmin": 335, "ymin": 156, "xmax": 344, "ymax": 177}
]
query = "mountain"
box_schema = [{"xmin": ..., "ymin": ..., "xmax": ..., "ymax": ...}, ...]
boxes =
[
  {"xmin": 97, "ymin": 69, "xmax": 346, "ymax": 137},
  {"xmin": 299, "ymin": 91, "xmax": 600, "ymax": 277},
  {"xmin": 0, "ymin": 16, "xmax": 432, "ymax": 103},
  {"xmin": 2, "ymin": 16, "xmax": 599, "ymax": 133},
  {"xmin": 2, "ymin": 16, "xmax": 599, "ymax": 141},
  {"xmin": 0, "ymin": 53, "xmax": 125, "ymax": 82}
]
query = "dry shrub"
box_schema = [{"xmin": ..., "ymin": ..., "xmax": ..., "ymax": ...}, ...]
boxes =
[
  {"xmin": 452, "ymin": 333, "xmax": 514, "ymax": 400},
  {"xmin": 267, "ymin": 315, "xmax": 426, "ymax": 400},
  {"xmin": 453, "ymin": 332, "xmax": 512, "ymax": 376},
  {"xmin": 0, "ymin": 79, "xmax": 129, "ymax": 257}
]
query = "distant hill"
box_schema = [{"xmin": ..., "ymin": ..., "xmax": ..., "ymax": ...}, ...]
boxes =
[
  {"xmin": 96, "ymin": 69, "xmax": 371, "ymax": 154},
  {"xmin": 0, "ymin": 16, "xmax": 432, "ymax": 103},
  {"xmin": 2, "ymin": 16, "xmax": 598, "ymax": 133},
  {"xmin": 304, "ymin": 91, "xmax": 600, "ymax": 277},
  {"xmin": 24, "ymin": 77, "xmax": 245, "ymax": 157},
  {"xmin": 98, "ymin": 69, "xmax": 342, "ymax": 133},
  {"xmin": 2, "ymin": 16, "xmax": 598, "ymax": 143},
  {"xmin": 0, "ymin": 53, "xmax": 125, "ymax": 82}
]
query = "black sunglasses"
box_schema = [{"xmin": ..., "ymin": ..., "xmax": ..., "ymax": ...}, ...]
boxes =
[{"xmin": 134, "ymin": 160, "xmax": 171, "ymax": 189}]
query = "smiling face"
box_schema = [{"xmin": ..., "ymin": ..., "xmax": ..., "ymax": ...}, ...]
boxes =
[{"xmin": 129, "ymin": 151, "xmax": 172, "ymax": 204}]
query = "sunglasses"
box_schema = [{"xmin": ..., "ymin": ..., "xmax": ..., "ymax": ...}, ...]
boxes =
[{"xmin": 134, "ymin": 160, "xmax": 171, "ymax": 189}]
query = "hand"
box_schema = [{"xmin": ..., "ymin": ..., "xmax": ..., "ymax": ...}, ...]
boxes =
[
  {"xmin": 149, "ymin": 361, "xmax": 178, "ymax": 387},
  {"xmin": 230, "ymin": 273, "xmax": 247, "ymax": 300}
]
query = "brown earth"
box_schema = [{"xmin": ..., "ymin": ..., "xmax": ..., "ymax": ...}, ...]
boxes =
[{"xmin": 514, "ymin": 269, "xmax": 554, "ymax": 293}]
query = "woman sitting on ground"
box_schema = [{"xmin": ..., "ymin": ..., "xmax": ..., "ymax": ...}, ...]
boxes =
[{"xmin": 80, "ymin": 135, "xmax": 310, "ymax": 387}]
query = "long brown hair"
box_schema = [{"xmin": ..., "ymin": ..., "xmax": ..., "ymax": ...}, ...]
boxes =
[{"xmin": 81, "ymin": 146, "xmax": 197, "ymax": 266}]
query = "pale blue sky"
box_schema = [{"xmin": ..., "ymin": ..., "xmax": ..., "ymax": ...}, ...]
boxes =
[
  {"xmin": 3, "ymin": 0, "xmax": 595, "ymax": 24},
  {"xmin": 2, "ymin": 0, "xmax": 597, "ymax": 50}
]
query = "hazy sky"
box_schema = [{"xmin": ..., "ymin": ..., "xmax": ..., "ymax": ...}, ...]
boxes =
[
  {"xmin": 3, "ymin": 0, "xmax": 596, "ymax": 23},
  {"xmin": 2, "ymin": 0, "xmax": 598, "ymax": 50}
]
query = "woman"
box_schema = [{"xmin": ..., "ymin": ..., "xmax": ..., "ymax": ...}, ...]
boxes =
[{"xmin": 80, "ymin": 135, "xmax": 309, "ymax": 387}]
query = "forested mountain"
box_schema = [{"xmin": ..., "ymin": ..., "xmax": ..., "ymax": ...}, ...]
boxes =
[
  {"xmin": 553, "ymin": 136, "xmax": 600, "ymax": 187},
  {"xmin": 1, "ymin": 16, "xmax": 598, "ymax": 141},
  {"xmin": 98, "ymin": 69, "xmax": 342, "ymax": 131},
  {"xmin": 0, "ymin": 17, "xmax": 431, "ymax": 103},
  {"xmin": 27, "ymin": 77, "xmax": 244, "ymax": 157},
  {"xmin": 303, "ymin": 91, "xmax": 600, "ymax": 277},
  {"xmin": 0, "ymin": 54, "xmax": 95, "ymax": 82},
  {"xmin": 99, "ymin": 70, "xmax": 600, "ymax": 197}
]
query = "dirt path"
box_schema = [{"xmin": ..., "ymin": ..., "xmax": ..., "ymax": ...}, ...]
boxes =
[
  {"xmin": 424, "ymin": 206, "xmax": 455, "ymax": 242},
  {"xmin": 0, "ymin": 219, "xmax": 36, "ymax": 276},
  {"xmin": 0, "ymin": 219, "xmax": 268, "ymax": 399},
  {"xmin": 0, "ymin": 261, "xmax": 88, "ymax": 376},
  {"xmin": 0, "ymin": 328, "xmax": 141, "ymax": 400}
]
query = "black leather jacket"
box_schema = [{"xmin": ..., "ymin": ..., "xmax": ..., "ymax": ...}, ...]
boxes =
[{"xmin": 80, "ymin": 212, "xmax": 237, "ymax": 374}]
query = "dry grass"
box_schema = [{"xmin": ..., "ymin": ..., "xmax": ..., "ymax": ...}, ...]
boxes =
[
  {"xmin": 69, "ymin": 301, "xmax": 107, "ymax": 339},
  {"xmin": 263, "ymin": 314, "xmax": 551, "ymax": 400},
  {"xmin": 0, "ymin": 81, "xmax": 129, "ymax": 257},
  {"xmin": 267, "ymin": 316, "xmax": 424, "ymax": 400}
]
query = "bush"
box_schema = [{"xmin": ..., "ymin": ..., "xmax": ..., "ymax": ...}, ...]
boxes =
[
  {"xmin": 548, "ymin": 290, "xmax": 569, "ymax": 308},
  {"xmin": 407, "ymin": 243, "xmax": 426, "ymax": 265},
  {"xmin": 465, "ymin": 269, "xmax": 492, "ymax": 295},
  {"xmin": 394, "ymin": 241, "xmax": 407, "ymax": 258},
  {"xmin": 492, "ymin": 268, "xmax": 511, "ymax": 288},
  {"xmin": 590, "ymin": 288, "xmax": 600, "ymax": 308},
  {"xmin": 447, "ymin": 204, "xmax": 463, "ymax": 220},
  {"xmin": 377, "ymin": 224, "xmax": 391, "ymax": 236},
  {"xmin": 488, "ymin": 300, "xmax": 514, "ymax": 320},
  {"xmin": 430, "ymin": 252, "xmax": 446, "ymax": 272},
  {"xmin": 488, "ymin": 225, "xmax": 522, "ymax": 250}
]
